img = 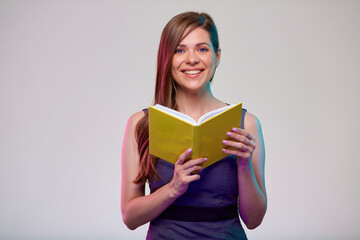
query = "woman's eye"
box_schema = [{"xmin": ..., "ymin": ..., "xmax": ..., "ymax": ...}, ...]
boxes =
[
  {"xmin": 176, "ymin": 49, "xmax": 184, "ymax": 54},
  {"xmin": 199, "ymin": 48, "xmax": 208, "ymax": 52}
]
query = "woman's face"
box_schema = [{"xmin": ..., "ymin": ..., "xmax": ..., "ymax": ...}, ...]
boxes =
[{"xmin": 171, "ymin": 27, "xmax": 220, "ymax": 93}]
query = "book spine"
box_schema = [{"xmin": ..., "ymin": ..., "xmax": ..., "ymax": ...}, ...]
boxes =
[{"xmin": 192, "ymin": 126, "xmax": 200, "ymax": 159}]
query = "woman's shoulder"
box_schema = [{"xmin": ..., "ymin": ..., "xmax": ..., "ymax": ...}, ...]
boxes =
[
  {"xmin": 126, "ymin": 110, "xmax": 146, "ymax": 130},
  {"xmin": 244, "ymin": 111, "xmax": 262, "ymax": 130},
  {"xmin": 129, "ymin": 110, "xmax": 146, "ymax": 120}
]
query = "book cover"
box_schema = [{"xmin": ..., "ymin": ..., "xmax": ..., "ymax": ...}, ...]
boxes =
[{"xmin": 149, "ymin": 102, "xmax": 242, "ymax": 168}]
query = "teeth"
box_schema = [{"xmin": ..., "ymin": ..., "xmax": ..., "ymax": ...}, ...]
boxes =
[{"xmin": 184, "ymin": 70, "xmax": 201, "ymax": 75}]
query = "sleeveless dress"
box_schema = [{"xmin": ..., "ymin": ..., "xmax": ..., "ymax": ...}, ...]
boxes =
[{"xmin": 146, "ymin": 109, "xmax": 248, "ymax": 240}]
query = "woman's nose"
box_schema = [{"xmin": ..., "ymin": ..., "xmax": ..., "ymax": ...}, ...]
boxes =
[{"xmin": 185, "ymin": 51, "xmax": 199, "ymax": 65}]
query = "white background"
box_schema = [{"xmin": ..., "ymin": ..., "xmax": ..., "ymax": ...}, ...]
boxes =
[{"xmin": 1, "ymin": 0, "xmax": 359, "ymax": 239}]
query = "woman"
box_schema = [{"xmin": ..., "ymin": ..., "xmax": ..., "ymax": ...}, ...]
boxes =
[{"xmin": 121, "ymin": 12, "xmax": 267, "ymax": 239}]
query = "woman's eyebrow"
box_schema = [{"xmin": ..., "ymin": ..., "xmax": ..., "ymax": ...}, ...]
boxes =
[{"xmin": 177, "ymin": 42, "xmax": 211, "ymax": 48}]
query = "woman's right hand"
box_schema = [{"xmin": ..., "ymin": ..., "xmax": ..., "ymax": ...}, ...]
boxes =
[{"xmin": 168, "ymin": 148, "xmax": 207, "ymax": 198}]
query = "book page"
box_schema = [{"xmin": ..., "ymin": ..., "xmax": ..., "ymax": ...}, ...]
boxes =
[
  {"xmin": 153, "ymin": 104, "xmax": 237, "ymax": 126},
  {"xmin": 153, "ymin": 104, "xmax": 197, "ymax": 125},
  {"xmin": 198, "ymin": 104, "xmax": 235, "ymax": 124}
]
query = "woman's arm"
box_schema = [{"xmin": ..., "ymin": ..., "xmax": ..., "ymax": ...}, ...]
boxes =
[
  {"xmin": 222, "ymin": 112, "xmax": 267, "ymax": 229},
  {"xmin": 121, "ymin": 112, "xmax": 206, "ymax": 230}
]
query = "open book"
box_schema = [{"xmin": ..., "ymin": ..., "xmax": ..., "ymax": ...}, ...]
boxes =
[{"xmin": 149, "ymin": 102, "xmax": 242, "ymax": 168}]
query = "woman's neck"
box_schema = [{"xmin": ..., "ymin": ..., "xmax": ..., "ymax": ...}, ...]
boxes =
[{"xmin": 175, "ymin": 85, "xmax": 226, "ymax": 122}]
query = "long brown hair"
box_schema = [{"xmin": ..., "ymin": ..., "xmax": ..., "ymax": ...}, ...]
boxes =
[{"xmin": 133, "ymin": 12, "xmax": 220, "ymax": 184}]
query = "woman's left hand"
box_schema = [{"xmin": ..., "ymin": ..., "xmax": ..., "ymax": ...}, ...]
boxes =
[{"xmin": 222, "ymin": 127, "xmax": 256, "ymax": 166}]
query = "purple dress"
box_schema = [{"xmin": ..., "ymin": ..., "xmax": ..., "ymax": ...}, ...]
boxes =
[{"xmin": 146, "ymin": 109, "xmax": 248, "ymax": 240}]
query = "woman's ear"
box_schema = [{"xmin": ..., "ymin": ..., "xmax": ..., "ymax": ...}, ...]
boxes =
[{"xmin": 216, "ymin": 48, "xmax": 221, "ymax": 68}]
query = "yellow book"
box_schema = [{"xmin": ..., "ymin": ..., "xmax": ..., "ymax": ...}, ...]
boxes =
[{"xmin": 149, "ymin": 102, "xmax": 242, "ymax": 168}]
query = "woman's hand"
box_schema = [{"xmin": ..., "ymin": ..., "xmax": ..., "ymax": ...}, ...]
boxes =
[
  {"xmin": 168, "ymin": 148, "xmax": 207, "ymax": 198},
  {"xmin": 222, "ymin": 127, "xmax": 256, "ymax": 166}
]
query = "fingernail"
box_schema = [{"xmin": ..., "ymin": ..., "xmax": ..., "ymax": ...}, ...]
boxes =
[
  {"xmin": 232, "ymin": 127, "xmax": 238, "ymax": 131},
  {"xmin": 204, "ymin": 158, "xmax": 208, "ymax": 161},
  {"xmin": 223, "ymin": 140, "xmax": 228, "ymax": 144},
  {"xmin": 222, "ymin": 149, "xmax": 226, "ymax": 152},
  {"xmin": 226, "ymin": 132, "xmax": 231, "ymax": 136},
  {"xmin": 188, "ymin": 148, "xmax": 192, "ymax": 152}
]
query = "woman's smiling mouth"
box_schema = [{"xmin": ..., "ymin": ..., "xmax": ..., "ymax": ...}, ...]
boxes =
[{"xmin": 182, "ymin": 69, "xmax": 204, "ymax": 75}]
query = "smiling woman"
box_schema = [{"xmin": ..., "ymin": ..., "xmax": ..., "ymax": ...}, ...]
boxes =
[
  {"xmin": 121, "ymin": 11, "xmax": 267, "ymax": 240},
  {"xmin": 171, "ymin": 28, "xmax": 221, "ymax": 96}
]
